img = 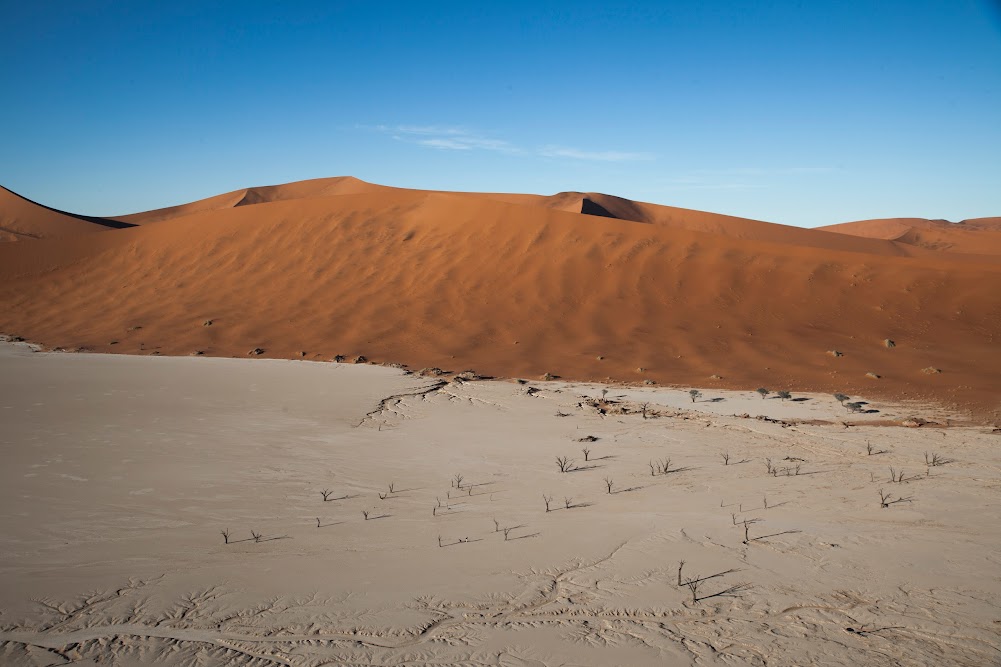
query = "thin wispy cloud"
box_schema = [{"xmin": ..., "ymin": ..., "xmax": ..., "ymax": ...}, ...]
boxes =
[
  {"xmin": 538, "ymin": 145, "xmax": 655, "ymax": 162},
  {"xmin": 657, "ymin": 180, "xmax": 767, "ymax": 191},
  {"xmin": 692, "ymin": 166, "xmax": 836, "ymax": 176},
  {"xmin": 366, "ymin": 124, "xmax": 521, "ymax": 154},
  {"xmin": 415, "ymin": 136, "xmax": 518, "ymax": 152},
  {"xmin": 361, "ymin": 124, "xmax": 654, "ymax": 162}
]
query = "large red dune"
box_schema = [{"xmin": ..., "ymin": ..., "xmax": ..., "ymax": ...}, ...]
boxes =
[{"xmin": 1, "ymin": 177, "xmax": 998, "ymax": 420}]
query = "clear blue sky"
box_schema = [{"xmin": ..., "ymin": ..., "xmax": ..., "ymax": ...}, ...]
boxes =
[{"xmin": 2, "ymin": 1, "xmax": 999, "ymax": 227}]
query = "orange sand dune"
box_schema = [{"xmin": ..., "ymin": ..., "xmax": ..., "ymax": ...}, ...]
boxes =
[
  {"xmin": 0, "ymin": 187, "xmax": 134, "ymax": 241},
  {"xmin": 110, "ymin": 176, "xmax": 389, "ymax": 225},
  {"xmin": 819, "ymin": 217, "xmax": 1001, "ymax": 257},
  {"xmin": 518, "ymin": 193, "xmax": 951, "ymax": 258},
  {"xmin": 1, "ymin": 179, "xmax": 999, "ymax": 420},
  {"xmin": 112, "ymin": 177, "xmax": 978, "ymax": 260}
]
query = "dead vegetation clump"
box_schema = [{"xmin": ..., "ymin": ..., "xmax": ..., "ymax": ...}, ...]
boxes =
[
  {"xmin": 649, "ymin": 458, "xmax": 673, "ymax": 476},
  {"xmin": 924, "ymin": 451, "xmax": 952, "ymax": 466},
  {"xmin": 677, "ymin": 560, "xmax": 750, "ymax": 604},
  {"xmin": 879, "ymin": 489, "xmax": 913, "ymax": 508}
]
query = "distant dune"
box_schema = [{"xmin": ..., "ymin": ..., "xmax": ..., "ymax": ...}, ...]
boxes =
[
  {"xmin": 1, "ymin": 177, "xmax": 998, "ymax": 420},
  {"xmin": 818, "ymin": 217, "xmax": 1001, "ymax": 257}
]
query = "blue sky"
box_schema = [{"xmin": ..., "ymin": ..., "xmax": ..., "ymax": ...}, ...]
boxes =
[{"xmin": 2, "ymin": 1, "xmax": 999, "ymax": 227}]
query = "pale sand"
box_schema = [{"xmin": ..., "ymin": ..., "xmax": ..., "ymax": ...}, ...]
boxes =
[{"xmin": 1, "ymin": 343, "xmax": 999, "ymax": 666}]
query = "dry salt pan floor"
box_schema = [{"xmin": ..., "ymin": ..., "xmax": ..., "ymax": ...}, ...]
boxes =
[{"xmin": 1, "ymin": 343, "xmax": 999, "ymax": 666}]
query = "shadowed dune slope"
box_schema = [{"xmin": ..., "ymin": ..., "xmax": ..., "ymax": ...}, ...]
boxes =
[
  {"xmin": 0, "ymin": 187, "xmax": 135, "ymax": 241},
  {"xmin": 819, "ymin": 217, "xmax": 1001, "ymax": 257},
  {"xmin": 1, "ymin": 183, "xmax": 999, "ymax": 419}
]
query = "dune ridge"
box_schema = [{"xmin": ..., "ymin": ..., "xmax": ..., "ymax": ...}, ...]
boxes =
[
  {"xmin": 0, "ymin": 186, "xmax": 135, "ymax": 241},
  {"xmin": 0, "ymin": 177, "xmax": 998, "ymax": 420}
]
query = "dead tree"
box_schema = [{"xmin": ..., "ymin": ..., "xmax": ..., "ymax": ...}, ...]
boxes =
[
  {"xmin": 879, "ymin": 489, "xmax": 913, "ymax": 508},
  {"xmin": 685, "ymin": 578, "xmax": 702, "ymax": 603}
]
